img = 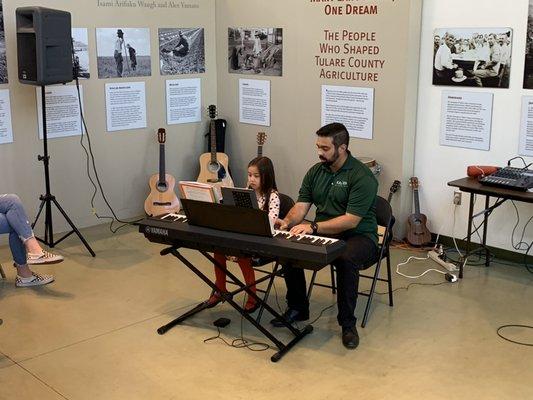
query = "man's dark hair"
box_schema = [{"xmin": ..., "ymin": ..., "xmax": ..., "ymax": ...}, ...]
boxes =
[{"xmin": 316, "ymin": 123, "xmax": 349, "ymax": 148}]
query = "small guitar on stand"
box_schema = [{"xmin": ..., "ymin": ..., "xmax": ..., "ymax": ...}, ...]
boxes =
[
  {"xmin": 377, "ymin": 180, "xmax": 401, "ymax": 243},
  {"xmin": 197, "ymin": 105, "xmax": 234, "ymax": 187},
  {"xmin": 144, "ymin": 128, "xmax": 180, "ymax": 216},
  {"xmin": 257, "ymin": 132, "xmax": 267, "ymax": 157},
  {"xmin": 406, "ymin": 177, "xmax": 432, "ymax": 246}
]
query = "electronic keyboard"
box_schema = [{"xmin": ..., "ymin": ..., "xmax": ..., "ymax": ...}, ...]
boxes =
[{"xmin": 138, "ymin": 214, "xmax": 345, "ymax": 270}]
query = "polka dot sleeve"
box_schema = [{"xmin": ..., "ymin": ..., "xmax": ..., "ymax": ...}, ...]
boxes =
[
  {"xmin": 267, "ymin": 191, "xmax": 280, "ymax": 222},
  {"xmin": 257, "ymin": 191, "xmax": 280, "ymax": 222}
]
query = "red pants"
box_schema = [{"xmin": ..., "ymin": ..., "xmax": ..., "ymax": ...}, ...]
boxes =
[{"xmin": 213, "ymin": 253, "xmax": 256, "ymax": 304}]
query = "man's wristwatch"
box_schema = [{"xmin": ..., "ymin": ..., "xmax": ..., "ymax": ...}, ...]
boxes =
[{"xmin": 310, "ymin": 222, "xmax": 318, "ymax": 235}]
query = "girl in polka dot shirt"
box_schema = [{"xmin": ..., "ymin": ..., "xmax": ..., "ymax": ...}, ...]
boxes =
[{"xmin": 208, "ymin": 157, "xmax": 280, "ymax": 313}]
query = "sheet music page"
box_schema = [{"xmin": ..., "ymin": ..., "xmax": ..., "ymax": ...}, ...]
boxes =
[{"xmin": 179, "ymin": 181, "xmax": 215, "ymax": 202}]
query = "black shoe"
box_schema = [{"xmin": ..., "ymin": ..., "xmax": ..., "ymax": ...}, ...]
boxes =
[
  {"xmin": 270, "ymin": 308, "xmax": 309, "ymax": 327},
  {"xmin": 342, "ymin": 326, "xmax": 359, "ymax": 349}
]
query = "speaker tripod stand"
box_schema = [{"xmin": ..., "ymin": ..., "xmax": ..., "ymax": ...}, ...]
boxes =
[{"xmin": 31, "ymin": 85, "xmax": 95, "ymax": 257}]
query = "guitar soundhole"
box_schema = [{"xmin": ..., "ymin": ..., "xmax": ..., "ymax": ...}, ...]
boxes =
[
  {"xmin": 156, "ymin": 181, "xmax": 168, "ymax": 192},
  {"xmin": 208, "ymin": 161, "xmax": 221, "ymax": 173}
]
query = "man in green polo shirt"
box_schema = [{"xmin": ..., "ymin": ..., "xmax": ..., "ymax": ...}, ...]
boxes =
[{"xmin": 272, "ymin": 122, "xmax": 378, "ymax": 349}]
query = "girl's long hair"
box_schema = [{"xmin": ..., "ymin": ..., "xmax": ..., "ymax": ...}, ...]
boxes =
[{"xmin": 248, "ymin": 156, "xmax": 277, "ymax": 211}]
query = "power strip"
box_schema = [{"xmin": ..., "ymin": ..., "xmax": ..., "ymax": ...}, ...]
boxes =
[{"xmin": 428, "ymin": 250, "xmax": 457, "ymax": 272}]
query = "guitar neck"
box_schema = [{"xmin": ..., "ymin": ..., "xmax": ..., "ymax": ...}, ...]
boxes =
[
  {"xmin": 257, "ymin": 145, "xmax": 263, "ymax": 158},
  {"xmin": 159, "ymin": 143, "xmax": 166, "ymax": 183},
  {"xmin": 210, "ymin": 118, "xmax": 217, "ymax": 162},
  {"xmin": 413, "ymin": 189, "xmax": 421, "ymax": 214}
]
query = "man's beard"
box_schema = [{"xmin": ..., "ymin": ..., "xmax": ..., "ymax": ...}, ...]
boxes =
[{"xmin": 319, "ymin": 148, "xmax": 340, "ymax": 167}]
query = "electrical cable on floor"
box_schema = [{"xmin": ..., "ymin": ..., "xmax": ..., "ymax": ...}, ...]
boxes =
[
  {"xmin": 396, "ymin": 254, "xmax": 449, "ymax": 279},
  {"xmin": 396, "ymin": 204, "xmax": 461, "ymax": 279},
  {"xmin": 496, "ymin": 325, "xmax": 533, "ymax": 347},
  {"xmin": 203, "ymin": 289, "xmax": 270, "ymax": 352},
  {"xmin": 308, "ymin": 302, "xmax": 336, "ymax": 325},
  {"xmin": 510, "ymin": 201, "xmax": 533, "ymax": 274},
  {"xmin": 231, "ymin": 293, "xmax": 270, "ymax": 351},
  {"xmin": 360, "ymin": 280, "xmax": 449, "ymax": 296},
  {"xmin": 74, "ymin": 76, "xmax": 143, "ymax": 234}
]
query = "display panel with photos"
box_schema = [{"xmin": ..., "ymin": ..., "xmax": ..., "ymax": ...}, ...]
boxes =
[
  {"xmin": 0, "ymin": 1, "xmax": 7, "ymax": 84},
  {"xmin": 96, "ymin": 28, "xmax": 151, "ymax": 79},
  {"xmin": 72, "ymin": 28, "xmax": 90, "ymax": 79},
  {"xmin": 433, "ymin": 28, "xmax": 512, "ymax": 89},
  {"xmin": 524, "ymin": 0, "xmax": 533, "ymax": 88},
  {"xmin": 228, "ymin": 28, "xmax": 283, "ymax": 76},
  {"xmin": 159, "ymin": 28, "xmax": 205, "ymax": 75}
]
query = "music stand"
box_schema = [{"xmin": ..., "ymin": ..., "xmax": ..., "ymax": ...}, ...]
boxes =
[
  {"xmin": 31, "ymin": 78, "xmax": 95, "ymax": 256},
  {"xmin": 221, "ymin": 187, "xmax": 259, "ymax": 209}
]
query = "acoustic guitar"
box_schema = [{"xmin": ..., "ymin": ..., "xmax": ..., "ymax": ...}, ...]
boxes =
[
  {"xmin": 406, "ymin": 177, "xmax": 432, "ymax": 246},
  {"xmin": 144, "ymin": 128, "xmax": 180, "ymax": 216},
  {"xmin": 257, "ymin": 132, "xmax": 267, "ymax": 157},
  {"xmin": 197, "ymin": 105, "xmax": 234, "ymax": 187},
  {"xmin": 377, "ymin": 180, "xmax": 401, "ymax": 244}
]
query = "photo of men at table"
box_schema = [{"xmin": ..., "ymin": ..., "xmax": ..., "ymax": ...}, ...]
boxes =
[
  {"xmin": 524, "ymin": 1, "xmax": 533, "ymax": 89},
  {"xmin": 433, "ymin": 28, "xmax": 512, "ymax": 88}
]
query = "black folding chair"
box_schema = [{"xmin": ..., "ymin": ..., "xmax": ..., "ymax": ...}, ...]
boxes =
[{"xmin": 306, "ymin": 196, "xmax": 395, "ymax": 328}]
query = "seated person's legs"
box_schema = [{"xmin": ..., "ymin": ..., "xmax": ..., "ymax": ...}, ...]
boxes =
[
  {"xmin": 270, "ymin": 263, "xmax": 309, "ymax": 326},
  {"xmin": 0, "ymin": 194, "xmax": 62, "ymax": 287},
  {"xmin": 0, "ymin": 213, "xmax": 54, "ymax": 287},
  {"xmin": 333, "ymin": 234, "xmax": 378, "ymax": 349},
  {"xmin": 207, "ymin": 252, "xmax": 229, "ymax": 306},
  {"xmin": 471, "ymin": 68, "xmax": 498, "ymax": 87},
  {"xmin": 334, "ymin": 235, "xmax": 378, "ymax": 328},
  {"xmin": 236, "ymin": 257, "xmax": 258, "ymax": 312},
  {"xmin": 208, "ymin": 254, "xmax": 260, "ymax": 312},
  {"xmin": 0, "ymin": 194, "xmax": 63, "ymax": 264}
]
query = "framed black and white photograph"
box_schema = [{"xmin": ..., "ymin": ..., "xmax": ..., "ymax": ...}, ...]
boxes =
[
  {"xmin": 72, "ymin": 28, "xmax": 90, "ymax": 79},
  {"xmin": 96, "ymin": 28, "xmax": 151, "ymax": 79},
  {"xmin": 0, "ymin": 1, "xmax": 7, "ymax": 84},
  {"xmin": 159, "ymin": 28, "xmax": 205, "ymax": 75},
  {"xmin": 524, "ymin": 1, "xmax": 533, "ymax": 88},
  {"xmin": 228, "ymin": 28, "xmax": 283, "ymax": 76},
  {"xmin": 433, "ymin": 28, "xmax": 512, "ymax": 88}
]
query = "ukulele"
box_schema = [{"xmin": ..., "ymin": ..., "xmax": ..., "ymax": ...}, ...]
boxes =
[
  {"xmin": 377, "ymin": 180, "xmax": 401, "ymax": 244},
  {"xmin": 257, "ymin": 132, "xmax": 267, "ymax": 157},
  {"xmin": 144, "ymin": 128, "xmax": 180, "ymax": 216},
  {"xmin": 197, "ymin": 105, "xmax": 234, "ymax": 187},
  {"xmin": 406, "ymin": 177, "xmax": 432, "ymax": 246}
]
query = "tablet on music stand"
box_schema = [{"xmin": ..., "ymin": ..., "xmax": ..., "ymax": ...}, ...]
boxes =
[{"xmin": 221, "ymin": 187, "xmax": 259, "ymax": 209}]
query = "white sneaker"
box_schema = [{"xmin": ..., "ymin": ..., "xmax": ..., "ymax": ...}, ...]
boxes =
[
  {"xmin": 27, "ymin": 250, "xmax": 64, "ymax": 265},
  {"xmin": 16, "ymin": 272, "xmax": 54, "ymax": 287}
]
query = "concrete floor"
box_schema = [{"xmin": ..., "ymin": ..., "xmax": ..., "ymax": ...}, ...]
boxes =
[{"xmin": 1, "ymin": 224, "xmax": 532, "ymax": 399}]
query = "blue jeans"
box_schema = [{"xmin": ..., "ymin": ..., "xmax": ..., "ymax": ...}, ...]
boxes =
[{"xmin": 0, "ymin": 194, "xmax": 34, "ymax": 265}]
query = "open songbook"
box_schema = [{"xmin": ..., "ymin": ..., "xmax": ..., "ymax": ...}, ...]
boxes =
[{"xmin": 178, "ymin": 181, "xmax": 222, "ymax": 203}]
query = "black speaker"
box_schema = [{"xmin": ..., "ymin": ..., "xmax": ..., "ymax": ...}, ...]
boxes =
[{"xmin": 16, "ymin": 7, "xmax": 73, "ymax": 86}]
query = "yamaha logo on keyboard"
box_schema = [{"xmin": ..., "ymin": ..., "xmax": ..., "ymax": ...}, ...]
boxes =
[{"xmin": 145, "ymin": 226, "xmax": 169, "ymax": 237}]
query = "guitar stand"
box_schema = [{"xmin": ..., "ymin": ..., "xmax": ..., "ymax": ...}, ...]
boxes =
[{"xmin": 157, "ymin": 247, "xmax": 313, "ymax": 362}]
